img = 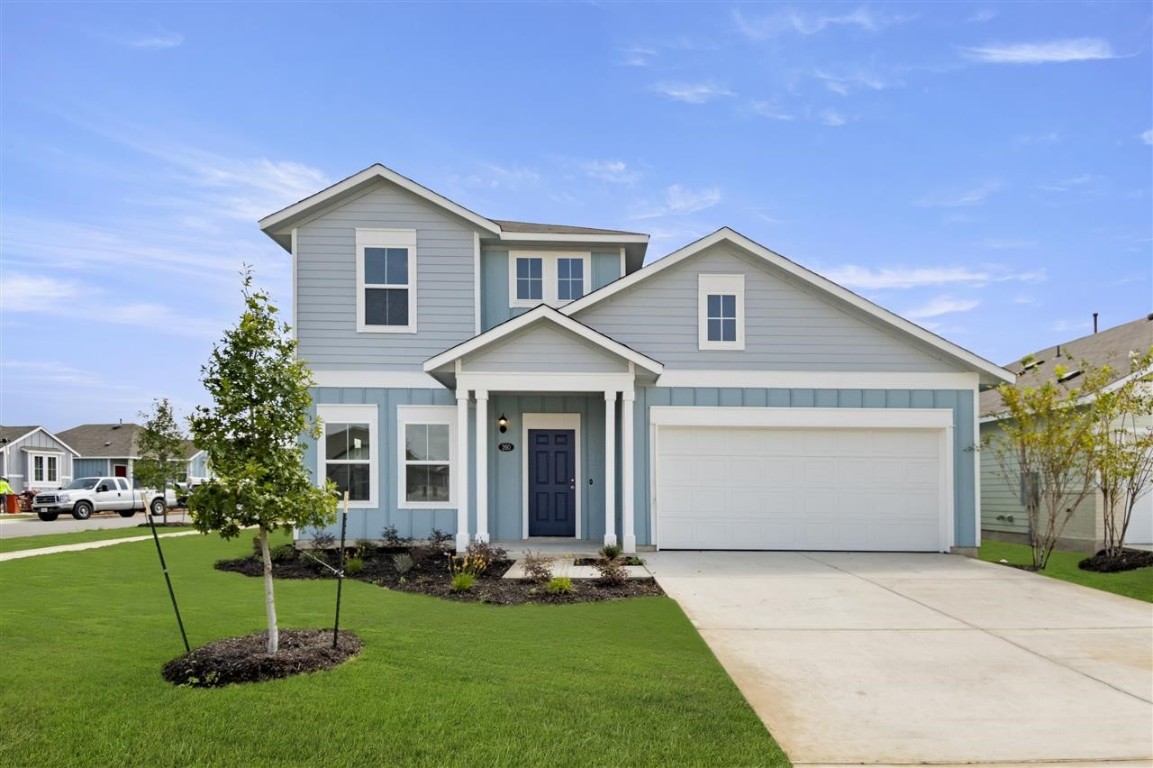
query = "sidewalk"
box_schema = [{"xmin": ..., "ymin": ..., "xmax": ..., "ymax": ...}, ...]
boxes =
[{"xmin": 0, "ymin": 530, "xmax": 201, "ymax": 562}]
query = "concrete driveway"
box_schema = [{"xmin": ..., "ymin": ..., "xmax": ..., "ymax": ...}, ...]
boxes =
[{"xmin": 645, "ymin": 551, "xmax": 1153, "ymax": 767}]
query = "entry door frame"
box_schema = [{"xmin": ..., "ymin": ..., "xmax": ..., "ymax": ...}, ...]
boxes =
[{"xmin": 522, "ymin": 413, "xmax": 581, "ymax": 539}]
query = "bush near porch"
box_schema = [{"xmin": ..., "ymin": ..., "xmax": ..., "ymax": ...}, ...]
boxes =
[{"xmin": 0, "ymin": 531, "xmax": 788, "ymax": 767}]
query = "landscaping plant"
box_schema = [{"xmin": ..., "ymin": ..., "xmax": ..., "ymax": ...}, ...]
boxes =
[
  {"xmin": 520, "ymin": 551, "xmax": 554, "ymax": 583},
  {"xmin": 188, "ymin": 268, "xmax": 338, "ymax": 655},
  {"xmin": 134, "ymin": 397, "xmax": 186, "ymax": 525}
]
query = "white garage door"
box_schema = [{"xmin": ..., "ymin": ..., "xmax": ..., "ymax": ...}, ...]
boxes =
[
  {"xmin": 1127, "ymin": 492, "xmax": 1153, "ymax": 545},
  {"xmin": 655, "ymin": 425, "xmax": 946, "ymax": 551}
]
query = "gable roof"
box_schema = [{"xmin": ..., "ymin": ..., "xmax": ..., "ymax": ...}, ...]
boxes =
[
  {"xmin": 562, "ymin": 226, "xmax": 1014, "ymax": 386},
  {"xmin": 424, "ymin": 304, "xmax": 664, "ymax": 383},
  {"xmin": 979, "ymin": 314, "xmax": 1153, "ymax": 418},
  {"xmin": 0, "ymin": 426, "xmax": 80, "ymax": 456},
  {"xmin": 259, "ymin": 164, "xmax": 650, "ymax": 266},
  {"xmin": 57, "ymin": 423, "xmax": 143, "ymax": 458}
]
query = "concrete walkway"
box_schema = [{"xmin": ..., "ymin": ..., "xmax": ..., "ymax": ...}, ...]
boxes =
[
  {"xmin": 0, "ymin": 530, "xmax": 201, "ymax": 561},
  {"xmin": 646, "ymin": 551, "xmax": 1153, "ymax": 767}
]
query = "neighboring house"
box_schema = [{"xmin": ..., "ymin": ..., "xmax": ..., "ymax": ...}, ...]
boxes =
[
  {"xmin": 980, "ymin": 315, "xmax": 1153, "ymax": 550},
  {"xmin": 259, "ymin": 163, "xmax": 1013, "ymax": 554},
  {"xmin": 55, "ymin": 423, "xmax": 209, "ymax": 487},
  {"xmin": 0, "ymin": 425, "xmax": 79, "ymax": 493}
]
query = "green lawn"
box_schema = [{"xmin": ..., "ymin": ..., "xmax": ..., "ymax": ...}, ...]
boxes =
[
  {"xmin": 0, "ymin": 525, "xmax": 195, "ymax": 553},
  {"xmin": 979, "ymin": 540, "xmax": 1153, "ymax": 602},
  {"xmin": 0, "ymin": 532, "xmax": 787, "ymax": 767}
]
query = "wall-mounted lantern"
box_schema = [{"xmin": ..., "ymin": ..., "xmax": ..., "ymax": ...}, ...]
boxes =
[{"xmin": 498, "ymin": 414, "xmax": 509, "ymax": 434}]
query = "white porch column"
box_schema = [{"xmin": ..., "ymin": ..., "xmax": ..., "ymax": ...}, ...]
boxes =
[
  {"xmin": 621, "ymin": 388, "xmax": 636, "ymax": 554},
  {"xmin": 603, "ymin": 391, "xmax": 618, "ymax": 547},
  {"xmin": 455, "ymin": 389, "xmax": 471, "ymax": 553},
  {"xmin": 474, "ymin": 390, "xmax": 489, "ymax": 544}
]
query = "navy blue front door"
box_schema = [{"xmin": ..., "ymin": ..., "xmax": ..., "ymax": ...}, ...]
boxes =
[{"xmin": 528, "ymin": 429, "xmax": 576, "ymax": 537}]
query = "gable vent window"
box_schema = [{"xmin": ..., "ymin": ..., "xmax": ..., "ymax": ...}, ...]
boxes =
[
  {"xmin": 698, "ymin": 274, "xmax": 745, "ymax": 351},
  {"xmin": 356, "ymin": 228, "xmax": 417, "ymax": 333},
  {"xmin": 509, "ymin": 251, "xmax": 590, "ymax": 308}
]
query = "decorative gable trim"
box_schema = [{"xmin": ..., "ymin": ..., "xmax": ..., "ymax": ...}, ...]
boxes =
[{"xmin": 563, "ymin": 227, "xmax": 1013, "ymax": 386}]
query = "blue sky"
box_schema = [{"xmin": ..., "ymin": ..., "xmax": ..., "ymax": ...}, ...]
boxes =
[{"xmin": 1, "ymin": 1, "xmax": 1150, "ymax": 432}]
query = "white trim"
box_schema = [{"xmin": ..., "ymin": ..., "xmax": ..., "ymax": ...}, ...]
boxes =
[
  {"xmin": 395, "ymin": 404, "xmax": 457, "ymax": 512},
  {"xmin": 621, "ymin": 388, "xmax": 636, "ymax": 553},
  {"xmin": 971, "ymin": 386, "xmax": 981, "ymax": 548},
  {"xmin": 290, "ymin": 227, "xmax": 299, "ymax": 336},
  {"xmin": 619, "ymin": 247, "xmax": 626, "ymax": 278},
  {"xmin": 260, "ymin": 163, "xmax": 501, "ymax": 236},
  {"xmin": 655, "ymin": 370, "xmax": 981, "ymax": 390},
  {"xmin": 698, "ymin": 274, "xmax": 745, "ymax": 351},
  {"xmin": 473, "ymin": 231, "xmax": 482, "ymax": 335},
  {"xmin": 508, "ymin": 250, "xmax": 591, "ymax": 308},
  {"xmin": 317, "ymin": 404, "xmax": 379, "ymax": 509},
  {"xmin": 604, "ymin": 391, "xmax": 617, "ymax": 548},
  {"xmin": 356, "ymin": 228, "xmax": 417, "ymax": 334},
  {"xmin": 28, "ymin": 452, "xmax": 63, "ymax": 487},
  {"xmin": 458, "ymin": 372, "xmax": 635, "ymax": 394},
  {"xmin": 499, "ymin": 231, "xmax": 648, "ymax": 245},
  {"xmin": 562, "ymin": 227, "xmax": 1013, "ymax": 385},
  {"xmin": 424, "ymin": 305, "xmax": 663, "ymax": 375},
  {"xmin": 0, "ymin": 427, "xmax": 81, "ymax": 457},
  {"xmin": 649, "ymin": 406, "xmax": 953, "ymax": 429},
  {"xmin": 475, "ymin": 391, "xmax": 489, "ymax": 543},
  {"xmin": 521, "ymin": 413, "xmax": 582, "ymax": 539},
  {"xmin": 311, "ymin": 371, "xmax": 442, "ymax": 389},
  {"xmin": 455, "ymin": 394, "xmax": 470, "ymax": 552}
]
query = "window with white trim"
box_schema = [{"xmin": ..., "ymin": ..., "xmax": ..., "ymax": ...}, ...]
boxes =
[
  {"xmin": 509, "ymin": 251, "xmax": 590, "ymax": 307},
  {"xmin": 356, "ymin": 228, "xmax": 417, "ymax": 333},
  {"xmin": 397, "ymin": 405, "xmax": 457, "ymax": 508},
  {"xmin": 698, "ymin": 274, "xmax": 745, "ymax": 350},
  {"xmin": 31, "ymin": 453, "xmax": 60, "ymax": 484},
  {"xmin": 317, "ymin": 404, "xmax": 378, "ymax": 507}
]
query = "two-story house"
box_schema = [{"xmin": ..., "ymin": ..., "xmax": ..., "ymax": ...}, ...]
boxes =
[{"xmin": 260, "ymin": 163, "xmax": 1013, "ymax": 554}]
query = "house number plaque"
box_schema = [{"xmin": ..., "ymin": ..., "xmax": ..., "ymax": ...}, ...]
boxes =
[{"xmin": 498, "ymin": 442, "xmax": 515, "ymax": 452}]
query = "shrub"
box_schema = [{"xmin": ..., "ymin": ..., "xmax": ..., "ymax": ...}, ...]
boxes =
[
  {"xmin": 310, "ymin": 530, "xmax": 335, "ymax": 550},
  {"xmin": 380, "ymin": 525, "xmax": 411, "ymax": 548},
  {"xmin": 270, "ymin": 543, "xmax": 298, "ymax": 564},
  {"xmin": 429, "ymin": 528, "xmax": 454, "ymax": 551},
  {"xmin": 600, "ymin": 543, "xmax": 623, "ymax": 560},
  {"xmin": 451, "ymin": 572, "xmax": 476, "ymax": 592},
  {"xmin": 465, "ymin": 540, "xmax": 508, "ymax": 573},
  {"xmin": 520, "ymin": 551, "xmax": 554, "ymax": 583},
  {"xmin": 546, "ymin": 576, "xmax": 573, "ymax": 595},
  {"xmin": 594, "ymin": 556, "xmax": 629, "ymax": 587},
  {"xmin": 344, "ymin": 556, "xmax": 364, "ymax": 576},
  {"xmin": 450, "ymin": 553, "xmax": 488, "ymax": 578},
  {"xmin": 354, "ymin": 538, "xmax": 376, "ymax": 556},
  {"xmin": 392, "ymin": 553, "xmax": 415, "ymax": 575}
]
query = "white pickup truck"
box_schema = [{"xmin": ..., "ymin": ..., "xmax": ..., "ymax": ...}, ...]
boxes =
[{"xmin": 32, "ymin": 477, "xmax": 176, "ymax": 522}]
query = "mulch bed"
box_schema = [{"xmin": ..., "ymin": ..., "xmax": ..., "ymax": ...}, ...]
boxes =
[
  {"xmin": 215, "ymin": 544, "xmax": 664, "ymax": 605},
  {"xmin": 161, "ymin": 629, "xmax": 361, "ymax": 688},
  {"xmin": 1078, "ymin": 548, "xmax": 1153, "ymax": 573}
]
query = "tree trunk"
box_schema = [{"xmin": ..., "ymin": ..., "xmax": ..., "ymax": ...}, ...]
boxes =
[{"xmin": 259, "ymin": 528, "xmax": 279, "ymax": 655}]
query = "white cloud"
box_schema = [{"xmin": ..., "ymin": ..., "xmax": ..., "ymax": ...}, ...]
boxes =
[
  {"xmin": 622, "ymin": 46, "xmax": 656, "ymax": 67},
  {"xmin": 651, "ymin": 81, "xmax": 733, "ymax": 104},
  {"xmin": 0, "ymin": 274, "xmax": 83, "ymax": 312},
  {"xmin": 978, "ymin": 238, "xmax": 1036, "ymax": 250},
  {"xmin": 750, "ymin": 102, "xmax": 795, "ymax": 120},
  {"xmin": 904, "ymin": 296, "xmax": 981, "ymax": 320},
  {"xmin": 451, "ymin": 162, "xmax": 540, "ymax": 191},
  {"xmin": 129, "ymin": 31, "xmax": 183, "ymax": 49},
  {"xmin": 962, "ymin": 38, "xmax": 1116, "ymax": 65},
  {"xmin": 733, "ymin": 7, "xmax": 910, "ymax": 39},
  {"xmin": 967, "ymin": 9, "xmax": 997, "ymax": 23},
  {"xmin": 584, "ymin": 160, "xmax": 638, "ymax": 185},
  {"xmin": 819, "ymin": 109, "xmax": 847, "ymax": 127},
  {"xmin": 814, "ymin": 69, "xmax": 892, "ymax": 95},
  {"xmin": 665, "ymin": 184, "xmax": 721, "ymax": 214},
  {"xmin": 915, "ymin": 181, "xmax": 1001, "ymax": 208},
  {"xmin": 1038, "ymin": 174, "xmax": 1097, "ymax": 193},
  {"xmin": 824, "ymin": 265, "xmax": 1043, "ymax": 290},
  {"xmin": 1013, "ymin": 132, "xmax": 1061, "ymax": 146},
  {"xmin": 1142, "ymin": 129, "xmax": 1153, "ymax": 145}
]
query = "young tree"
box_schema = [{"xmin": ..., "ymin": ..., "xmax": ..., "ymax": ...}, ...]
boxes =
[
  {"xmin": 987, "ymin": 358, "xmax": 1107, "ymax": 569},
  {"xmin": 135, "ymin": 397, "xmax": 186, "ymax": 524},
  {"xmin": 189, "ymin": 269, "xmax": 337, "ymax": 655},
  {"xmin": 1085, "ymin": 351, "xmax": 1153, "ymax": 557}
]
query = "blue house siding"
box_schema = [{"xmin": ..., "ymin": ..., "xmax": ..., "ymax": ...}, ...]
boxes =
[
  {"xmin": 74, "ymin": 458, "xmax": 111, "ymax": 478},
  {"xmin": 480, "ymin": 249, "xmax": 623, "ymax": 331},
  {"xmin": 630, "ymin": 387, "xmax": 977, "ymax": 548}
]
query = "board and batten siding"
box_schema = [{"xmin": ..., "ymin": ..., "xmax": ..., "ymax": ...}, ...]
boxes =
[
  {"xmin": 73, "ymin": 458, "xmax": 111, "ymax": 478},
  {"xmin": 2, "ymin": 430, "xmax": 76, "ymax": 492},
  {"xmin": 295, "ymin": 183, "xmax": 479, "ymax": 370},
  {"xmin": 573, "ymin": 242, "xmax": 965, "ymax": 373},
  {"xmin": 463, "ymin": 324, "xmax": 629, "ymax": 373},
  {"xmin": 480, "ymin": 249, "xmax": 623, "ymax": 331}
]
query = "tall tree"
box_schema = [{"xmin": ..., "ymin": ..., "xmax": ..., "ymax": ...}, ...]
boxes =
[
  {"xmin": 135, "ymin": 397, "xmax": 186, "ymax": 524},
  {"xmin": 1085, "ymin": 351, "xmax": 1153, "ymax": 556},
  {"xmin": 189, "ymin": 269, "xmax": 337, "ymax": 655}
]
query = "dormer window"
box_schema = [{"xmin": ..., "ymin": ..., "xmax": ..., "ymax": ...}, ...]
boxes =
[
  {"xmin": 356, "ymin": 228, "xmax": 417, "ymax": 333},
  {"xmin": 698, "ymin": 274, "xmax": 745, "ymax": 350},
  {"xmin": 509, "ymin": 251, "xmax": 590, "ymax": 308}
]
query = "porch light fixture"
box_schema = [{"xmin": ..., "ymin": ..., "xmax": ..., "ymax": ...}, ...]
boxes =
[{"xmin": 498, "ymin": 414, "xmax": 509, "ymax": 433}]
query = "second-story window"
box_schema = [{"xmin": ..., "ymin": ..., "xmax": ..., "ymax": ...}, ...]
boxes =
[
  {"xmin": 356, "ymin": 228, "xmax": 417, "ymax": 333},
  {"xmin": 509, "ymin": 251, "xmax": 591, "ymax": 308}
]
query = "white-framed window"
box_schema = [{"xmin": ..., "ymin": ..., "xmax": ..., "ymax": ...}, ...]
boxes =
[
  {"xmin": 356, "ymin": 228, "xmax": 417, "ymax": 333},
  {"xmin": 397, "ymin": 405, "xmax": 457, "ymax": 509},
  {"xmin": 30, "ymin": 453, "xmax": 60, "ymax": 485},
  {"xmin": 509, "ymin": 251, "xmax": 591, "ymax": 308},
  {"xmin": 698, "ymin": 274, "xmax": 745, "ymax": 350},
  {"xmin": 317, "ymin": 404, "xmax": 378, "ymax": 508}
]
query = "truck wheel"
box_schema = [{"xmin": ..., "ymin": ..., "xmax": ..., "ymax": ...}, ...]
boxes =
[
  {"xmin": 150, "ymin": 498, "xmax": 166, "ymax": 516},
  {"xmin": 37, "ymin": 512, "xmax": 59, "ymax": 522},
  {"xmin": 118, "ymin": 509, "xmax": 137, "ymax": 518},
  {"xmin": 72, "ymin": 501, "xmax": 93, "ymax": 520}
]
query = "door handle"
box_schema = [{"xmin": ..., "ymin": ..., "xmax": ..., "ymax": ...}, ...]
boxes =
[{"xmin": 569, "ymin": 478, "xmax": 575, "ymax": 490}]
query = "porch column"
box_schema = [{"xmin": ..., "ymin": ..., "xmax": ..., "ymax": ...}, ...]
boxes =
[
  {"xmin": 621, "ymin": 388, "xmax": 636, "ymax": 554},
  {"xmin": 455, "ymin": 389, "xmax": 470, "ymax": 553},
  {"xmin": 474, "ymin": 390, "xmax": 489, "ymax": 544},
  {"xmin": 603, "ymin": 391, "xmax": 618, "ymax": 547}
]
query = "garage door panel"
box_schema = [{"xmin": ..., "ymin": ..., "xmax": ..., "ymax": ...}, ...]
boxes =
[{"xmin": 656, "ymin": 425, "xmax": 945, "ymax": 552}]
